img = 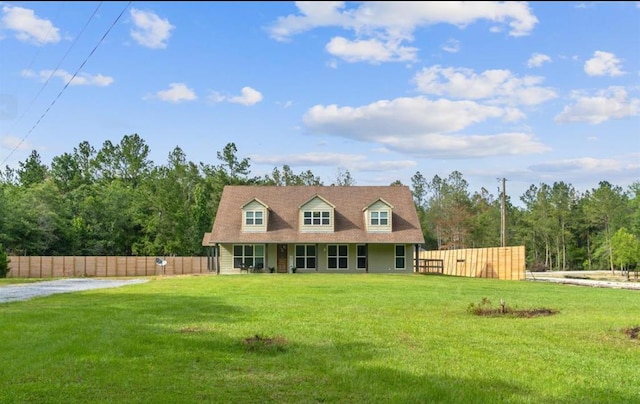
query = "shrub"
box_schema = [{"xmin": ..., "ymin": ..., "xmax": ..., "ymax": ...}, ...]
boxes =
[{"xmin": 0, "ymin": 244, "xmax": 10, "ymax": 278}]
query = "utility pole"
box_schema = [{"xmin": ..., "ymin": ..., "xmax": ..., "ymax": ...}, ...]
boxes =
[{"xmin": 501, "ymin": 178, "xmax": 507, "ymax": 247}]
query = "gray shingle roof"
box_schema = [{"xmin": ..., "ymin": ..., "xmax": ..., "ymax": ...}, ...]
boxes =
[{"xmin": 202, "ymin": 185, "xmax": 425, "ymax": 245}]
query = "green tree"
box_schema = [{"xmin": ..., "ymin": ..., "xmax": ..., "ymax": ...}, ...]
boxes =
[
  {"xmin": 333, "ymin": 167, "xmax": 355, "ymax": 186},
  {"xmin": 583, "ymin": 181, "xmax": 628, "ymax": 272},
  {"xmin": 0, "ymin": 243, "xmax": 10, "ymax": 278},
  {"xmin": 426, "ymin": 171, "xmax": 472, "ymax": 249},
  {"xmin": 116, "ymin": 133, "xmax": 153, "ymax": 187},
  {"xmin": 469, "ymin": 187, "xmax": 501, "ymax": 248},
  {"xmin": 50, "ymin": 152, "xmax": 82, "ymax": 193},
  {"xmin": 95, "ymin": 139, "xmax": 119, "ymax": 182},
  {"xmin": 627, "ymin": 181, "xmax": 640, "ymax": 237},
  {"xmin": 0, "ymin": 165, "xmax": 18, "ymax": 185},
  {"xmin": 263, "ymin": 165, "xmax": 322, "ymax": 186},
  {"xmin": 216, "ymin": 142, "xmax": 251, "ymax": 184},
  {"xmin": 18, "ymin": 150, "xmax": 48, "ymax": 187},
  {"xmin": 95, "ymin": 134, "xmax": 153, "ymax": 187},
  {"xmin": 611, "ymin": 228, "xmax": 640, "ymax": 273},
  {"xmin": 134, "ymin": 147, "xmax": 211, "ymax": 256},
  {"xmin": 411, "ymin": 171, "xmax": 436, "ymax": 249},
  {"xmin": 550, "ymin": 182, "xmax": 577, "ymax": 270},
  {"xmin": 74, "ymin": 140, "xmax": 97, "ymax": 184},
  {"xmin": 520, "ymin": 183, "xmax": 557, "ymax": 270},
  {"xmin": 1, "ymin": 180, "xmax": 66, "ymax": 254}
]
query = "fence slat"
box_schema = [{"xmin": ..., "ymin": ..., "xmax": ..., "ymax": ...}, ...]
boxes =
[
  {"xmin": 6, "ymin": 256, "xmax": 209, "ymax": 278},
  {"xmin": 419, "ymin": 246, "xmax": 525, "ymax": 280}
]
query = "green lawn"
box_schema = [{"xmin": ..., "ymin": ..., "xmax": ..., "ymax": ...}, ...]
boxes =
[{"xmin": 1, "ymin": 274, "xmax": 638, "ymax": 403}]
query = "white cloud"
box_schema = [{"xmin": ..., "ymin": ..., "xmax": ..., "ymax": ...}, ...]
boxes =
[
  {"xmin": 326, "ymin": 36, "xmax": 417, "ymax": 63},
  {"xmin": 530, "ymin": 157, "xmax": 629, "ymax": 173},
  {"xmin": 251, "ymin": 151, "xmax": 416, "ymax": 172},
  {"xmin": 555, "ymin": 87, "xmax": 640, "ymax": 124},
  {"xmin": 268, "ymin": 2, "xmax": 537, "ymax": 63},
  {"xmin": 155, "ymin": 83, "xmax": 197, "ymax": 103},
  {"xmin": 277, "ymin": 100, "xmax": 293, "ymax": 109},
  {"xmin": 269, "ymin": 2, "xmax": 537, "ymax": 40},
  {"xmin": 304, "ymin": 96, "xmax": 505, "ymax": 136},
  {"xmin": 1, "ymin": 135, "xmax": 32, "ymax": 151},
  {"xmin": 21, "ymin": 69, "xmax": 114, "ymax": 86},
  {"xmin": 302, "ymin": 96, "xmax": 549, "ymax": 158},
  {"xmin": 229, "ymin": 87, "xmax": 263, "ymax": 106},
  {"xmin": 1, "ymin": 5, "xmax": 60, "ymax": 44},
  {"xmin": 253, "ymin": 152, "xmax": 366, "ymax": 167},
  {"xmin": 209, "ymin": 87, "xmax": 263, "ymax": 106},
  {"xmin": 584, "ymin": 51, "xmax": 625, "ymax": 76},
  {"xmin": 527, "ymin": 157, "xmax": 640, "ymax": 187},
  {"xmin": 414, "ymin": 65, "xmax": 557, "ymax": 106},
  {"xmin": 130, "ymin": 8, "xmax": 174, "ymax": 49},
  {"xmin": 527, "ymin": 53, "xmax": 551, "ymax": 68},
  {"xmin": 441, "ymin": 38, "xmax": 460, "ymax": 53},
  {"xmin": 207, "ymin": 91, "xmax": 226, "ymax": 103}
]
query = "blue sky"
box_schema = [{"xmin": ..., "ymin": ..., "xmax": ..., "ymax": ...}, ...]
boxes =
[{"xmin": 0, "ymin": 1, "xmax": 639, "ymax": 203}]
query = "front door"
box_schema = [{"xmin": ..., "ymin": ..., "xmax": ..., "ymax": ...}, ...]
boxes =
[{"xmin": 277, "ymin": 244, "xmax": 288, "ymax": 273}]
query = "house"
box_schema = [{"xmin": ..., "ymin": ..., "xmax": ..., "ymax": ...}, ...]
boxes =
[{"xmin": 202, "ymin": 185, "xmax": 425, "ymax": 274}]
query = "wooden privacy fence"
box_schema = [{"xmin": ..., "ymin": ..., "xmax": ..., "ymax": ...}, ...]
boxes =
[
  {"xmin": 418, "ymin": 246, "xmax": 525, "ymax": 280},
  {"xmin": 7, "ymin": 256, "xmax": 210, "ymax": 278}
]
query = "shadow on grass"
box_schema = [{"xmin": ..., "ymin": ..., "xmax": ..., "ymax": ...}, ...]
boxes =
[{"xmin": 1, "ymin": 284, "xmax": 636, "ymax": 403}]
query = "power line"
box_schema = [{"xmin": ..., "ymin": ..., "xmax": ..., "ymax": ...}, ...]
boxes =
[
  {"xmin": 1, "ymin": 1, "xmax": 132, "ymax": 166},
  {"xmin": 12, "ymin": 3, "xmax": 104, "ymax": 133},
  {"xmin": 11, "ymin": 3, "xmax": 66, "ymax": 96}
]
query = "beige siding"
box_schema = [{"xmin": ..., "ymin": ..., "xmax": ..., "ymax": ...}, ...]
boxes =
[
  {"xmin": 364, "ymin": 200, "xmax": 392, "ymax": 233},
  {"xmin": 292, "ymin": 243, "xmax": 413, "ymax": 274},
  {"xmin": 299, "ymin": 197, "xmax": 334, "ymax": 233},
  {"xmin": 218, "ymin": 244, "xmax": 236, "ymax": 274},
  {"xmin": 365, "ymin": 244, "xmax": 413, "ymax": 273},
  {"xmin": 241, "ymin": 200, "xmax": 268, "ymax": 233},
  {"xmin": 367, "ymin": 244, "xmax": 394, "ymax": 272}
]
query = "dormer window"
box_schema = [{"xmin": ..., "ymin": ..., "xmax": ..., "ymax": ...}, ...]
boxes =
[
  {"xmin": 241, "ymin": 198, "xmax": 268, "ymax": 233},
  {"xmin": 299, "ymin": 195, "xmax": 335, "ymax": 233},
  {"xmin": 303, "ymin": 210, "xmax": 331, "ymax": 226},
  {"xmin": 364, "ymin": 197, "xmax": 393, "ymax": 233},
  {"xmin": 245, "ymin": 210, "xmax": 263, "ymax": 226},
  {"xmin": 370, "ymin": 211, "xmax": 388, "ymax": 226}
]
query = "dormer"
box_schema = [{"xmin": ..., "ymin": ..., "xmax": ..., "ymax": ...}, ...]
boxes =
[
  {"xmin": 241, "ymin": 198, "xmax": 269, "ymax": 233},
  {"xmin": 299, "ymin": 194, "xmax": 335, "ymax": 233},
  {"xmin": 363, "ymin": 198, "xmax": 393, "ymax": 233}
]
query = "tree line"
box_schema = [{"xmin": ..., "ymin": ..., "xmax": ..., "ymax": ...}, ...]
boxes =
[{"xmin": 1, "ymin": 133, "xmax": 638, "ymax": 272}]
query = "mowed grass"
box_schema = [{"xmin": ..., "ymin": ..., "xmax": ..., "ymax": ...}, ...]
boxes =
[{"xmin": 1, "ymin": 274, "xmax": 638, "ymax": 403}]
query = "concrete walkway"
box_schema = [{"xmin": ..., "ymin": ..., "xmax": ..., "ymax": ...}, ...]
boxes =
[{"xmin": 0, "ymin": 278, "xmax": 148, "ymax": 304}]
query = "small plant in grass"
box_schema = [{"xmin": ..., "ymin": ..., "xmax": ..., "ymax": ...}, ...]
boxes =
[
  {"xmin": 0, "ymin": 244, "xmax": 10, "ymax": 278},
  {"xmin": 243, "ymin": 334, "xmax": 288, "ymax": 353},
  {"xmin": 623, "ymin": 326, "xmax": 640, "ymax": 339},
  {"xmin": 468, "ymin": 297, "xmax": 558, "ymax": 318}
]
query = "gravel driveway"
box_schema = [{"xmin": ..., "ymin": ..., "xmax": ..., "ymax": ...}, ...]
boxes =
[
  {"xmin": 527, "ymin": 271, "xmax": 640, "ymax": 291},
  {"xmin": 0, "ymin": 278, "xmax": 148, "ymax": 304}
]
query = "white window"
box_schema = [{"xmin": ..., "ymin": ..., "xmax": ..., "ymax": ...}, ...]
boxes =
[
  {"xmin": 328, "ymin": 244, "xmax": 348, "ymax": 269},
  {"xmin": 395, "ymin": 245, "xmax": 405, "ymax": 270},
  {"xmin": 295, "ymin": 245, "xmax": 316, "ymax": 269},
  {"xmin": 357, "ymin": 245, "xmax": 367, "ymax": 270},
  {"xmin": 370, "ymin": 211, "xmax": 388, "ymax": 226},
  {"xmin": 245, "ymin": 210, "xmax": 263, "ymax": 226},
  {"xmin": 303, "ymin": 210, "xmax": 331, "ymax": 226},
  {"xmin": 233, "ymin": 244, "xmax": 264, "ymax": 270}
]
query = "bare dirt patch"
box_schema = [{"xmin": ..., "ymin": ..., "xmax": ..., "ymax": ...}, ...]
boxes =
[
  {"xmin": 468, "ymin": 298, "xmax": 558, "ymax": 318},
  {"xmin": 623, "ymin": 326, "xmax": 640, "ymax": 340},
  {"xmin": 243, "ymin": 334, "xmax": 289, "ymax": 353}
]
